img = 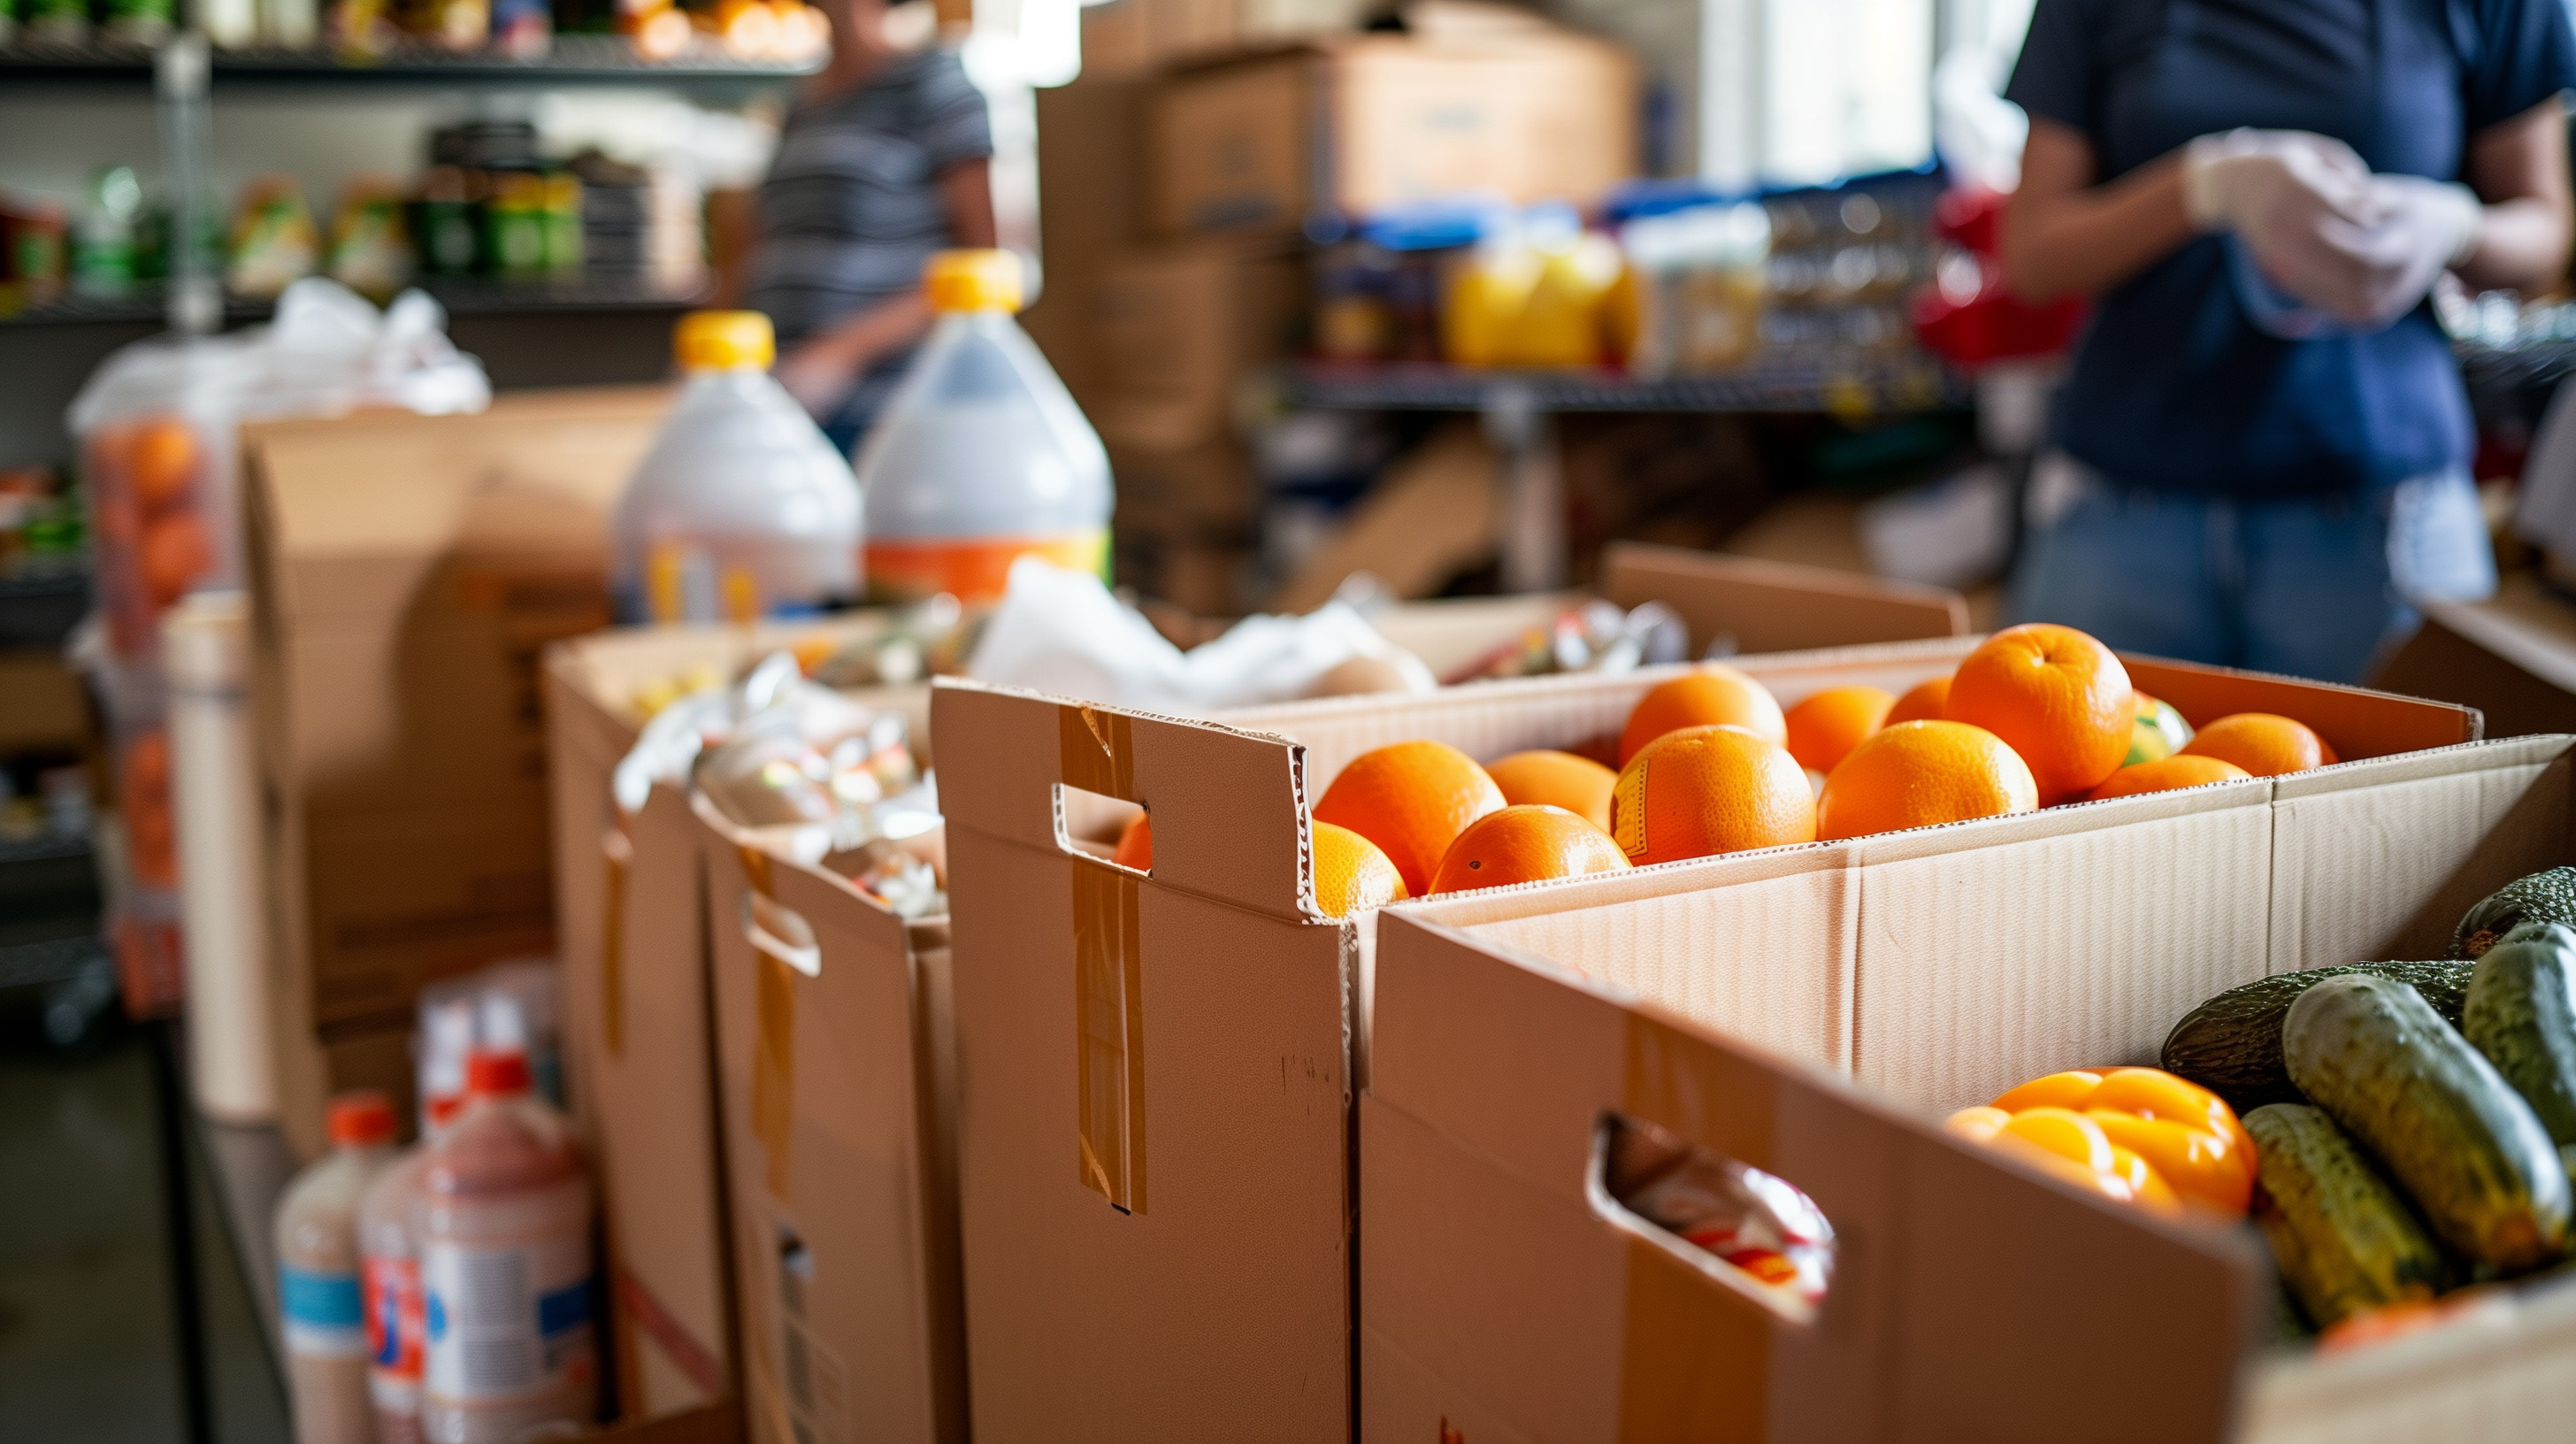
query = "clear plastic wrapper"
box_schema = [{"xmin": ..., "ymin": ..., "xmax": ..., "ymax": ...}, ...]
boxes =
[{"xmin": 1603, "ymin": 1115, "xmax": 1836, "ymax": 1313}]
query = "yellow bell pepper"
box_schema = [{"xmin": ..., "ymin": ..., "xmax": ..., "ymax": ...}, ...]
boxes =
[{"xmin": 1949, "ymin": 1067, "xmax": 2252, "ymax": 1217}]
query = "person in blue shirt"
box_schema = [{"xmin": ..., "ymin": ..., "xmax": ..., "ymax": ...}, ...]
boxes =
[{"xmin": 2001, "ymin": 0, "xmax": 2576, "ymax": 681}]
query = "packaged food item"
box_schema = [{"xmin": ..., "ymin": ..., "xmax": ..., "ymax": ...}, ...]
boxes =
[
  {"xmin": 417, "ymin": 1050, "xmax": 595, "ymax": 1443},
  {"xmin": 413, "ymin": 0, "xmax": 487, "ymax": 49},
  {"xmin": 540, "ymin": 173, "xmax": 582, "ymax": 274},
  {"xmin": 277, "ymin": 1092, "xmax": 402, "ymax": 1444},
  {"xmin": 1621, "ymin": 200, "xmax": 1772, "ymax": 376},
  {"xmin": 22, "ymin": 0, "xmax": 90, "ymax": 44},
  {"xmin": 489, "ymin": 0, "xmax": 549, "ymax": 55},
  {"xmin": 262, "ymin": 0, "xmax": 321, "ymax": 48},
  {"xmin": 853, "ymin": 250, "xmax": 1114, "ymax": 606},
  {"xmin": 4, "ymin": 195, "xmax": 71, "ymax": 309},
  {"xmin": 73, "ymin": 166, "xmax": 144, "ymax": 301},
  {"xmin": 326, "ymin": 176, "xmax": 415, "ymax": 300},
  {"xmin": 481, "ymin": 172, "xmax": 550, "ymax": 279},
  {"xmin": 228, "ymin": 177, "xmax": 319, "ymax": 299},
  {"xmin": 409, "ymin": 167, "xmax": 480, "ymax": 278},
  {"xmin": 103, "ymin": 0, "xmax": 175, "ymax": 43},
  {"xmin": 611, "ymin": 311, "xmax": 861, "ymax": 623},
  {"xmin": 328, "ymin": 0, "xmax": 399, "ymax": 58},
  {"xmin": 1601, "ymin": 1114, "xmax": 1835, "ymax": 1316}
]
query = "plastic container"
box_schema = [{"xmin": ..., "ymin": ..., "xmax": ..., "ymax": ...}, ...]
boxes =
[
  {"xmin": 610, "ymin": 310, "xmax": 862, "ymax": 624},
  {"xmin": 278, "ymin": 1091, "xmax": 402, "ymax": 1444},
  {"xmin": 167, "ymin": 592, "xmax": 273, "ymax": 1122},
  {"xmin": 417, "ymin": 1050, "xmax": 595, "ymax": 1444},
  {"xmin": 359, "ymin": 1093, "xmax": 463, "ymax": 1444},
  {"xmin": 852, "ymin": 250, "xmax": 1113, "ymax": 606}
]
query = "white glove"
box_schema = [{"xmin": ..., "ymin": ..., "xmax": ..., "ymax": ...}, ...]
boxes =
[
  {"xmin": 2305, "ymin": 174, "xmax": 2485, "ymax": 327},
  {"xmin": 2182, "ymin": 129, "xmax": 2379, "ymax": 310}
]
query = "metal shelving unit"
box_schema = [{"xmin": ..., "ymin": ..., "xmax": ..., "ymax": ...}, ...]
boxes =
[
  {"xmin": 3, "ymin": 273, "xmax": 713, "ymax": 327},
  {"xmin": 0, "ymin": 32, "xmax": 819, "ymax": 96}
]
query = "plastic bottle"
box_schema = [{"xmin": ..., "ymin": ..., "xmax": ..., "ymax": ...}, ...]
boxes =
[
  {"xmin": 277, "ymin": 1090, "xmax": 401, "ymax": 1444},
  {"xmin": 852, "ymin": 250, "xmax": 1113, "ymax": 607},
  {"xmin": 359, "ymin": 1092, "xmax": 460, "ymax": 1444},
  {"xmin": 417, "ymin": 1050, "xmax": 596, "ymax": 1444},
  {"xmin": 611, "ymin": 310, "xmax": 862, "ymax": 625}
]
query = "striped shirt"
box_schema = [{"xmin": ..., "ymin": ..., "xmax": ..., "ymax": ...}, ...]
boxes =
[{"xmin": 750, "ymin": 48, "xmax": 993, "ymax": 428}]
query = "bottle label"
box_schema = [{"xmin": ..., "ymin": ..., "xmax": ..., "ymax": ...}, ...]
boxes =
[
  {"xmin": 864, "ymin": 529, "xmax": 1109, "ymax": 607},
  {"xmin": 421, "ymin": 1232, "xmax": 594, "ymax": 1402},
  {"xmin": 364, "ymin": 1255, "xmax": 425, "ymax": 1384},
  {"xmin": 281, "ymin": 1264, "xmax": 368, "ymax": 1360}
]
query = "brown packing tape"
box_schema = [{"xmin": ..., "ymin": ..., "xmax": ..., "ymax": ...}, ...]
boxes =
[
  {"xmin": 602, "ymin": 826, "xmax": 631, "ymax": 1057},
  {"xmin": 617, "ymin": 1262, "xmax": 731, "ymax": 1402},
  {"xmin": 740, "ymin": 844, "xmax": 799, "ymax": 1201},
  {"xmin": 1615, "ymin": 1011, "xmax": 1778, "ymax": 1440},
  {"xmin": 1062, "ymin": 703, "xmax": 1149, "ymax": 1214}
]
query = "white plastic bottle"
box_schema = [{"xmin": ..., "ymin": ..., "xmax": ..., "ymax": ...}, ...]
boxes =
[
  {"xmin": 417, "ymin": 1049, "xmax": 596, "ymax": 1443},
  {"xmin": 852, "ymin": 250, "xmax": 1113, "ymax": 606},
  {"xmin": 359, "ymin": 1091, "xmax": 462, "ymax": 1444},
  {"xmin": 277, "ymin": 1090, "xmax": 401, "ymax": 1444},
  {"xmin": 612, "ymin": 310, "xmax": 862, "ymax": 624}
]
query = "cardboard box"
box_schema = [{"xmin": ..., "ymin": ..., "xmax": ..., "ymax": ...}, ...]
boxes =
[
  {"xmin": 2374, "ymin": 573, "xmax": 2576, "ymax": 740},
  {"xmin": 544, "ymin": 618, "xmax": 935, "ymax": 1424},
  {"xmin": 1362, "ymin": 731, "xmax": 2576, "ymax": 1442},
  {"xmin": 243, "ymin": 386, "xmax": 671, "ymax": 1156},
  {"xmin": 1149, "ymin": 32, "xmax": 1637, "ymax": 238},
  {"xmin": 1078, "ymin": 0, "xmax": 1371, "ymax": 79},
  {"xmin": 932, "ymin": 638, "xmax": 2477, "ymax": 1440},
  {"xmin": 1026, "ymin": 77, "xmax": 1150, "ymax": 409},
  {"xmin": 697, "ymin": 798, "xmax": 965, "ymax": 1444},
  {"xmin": 1087, "ymin": 242, "xmax": 1301, "ymax": 451}
]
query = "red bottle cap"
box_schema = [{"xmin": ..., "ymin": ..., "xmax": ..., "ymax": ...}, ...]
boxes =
[
  {"xmin": 464, "ymin": 1048, "xmax": 532, "ymax": 1099},
  {"xmin": 327, "ymin": 1089, "xmax": 397, "ymax": 1148}
]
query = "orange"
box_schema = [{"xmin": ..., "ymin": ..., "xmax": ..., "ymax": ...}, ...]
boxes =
[
  {"xmin": 1428, "ymin": 805, "xmax": 1629, "ymax": 895},
  {"xmin": 2086, "ymin": 755, "xmax": 2251, "ymax": 801},
  {"xmin": 1609, "ymin": 724, "xmax": 1815, "ymax": 864},
  {"xmin": 1314, "ymin": 740, "xmax": 1505, "ymax": 895},
  {"xmin": 1945, "ymin": 623, "xmax": 2133, "ymax": 804},
  {"xmin": 1484, "ymin": 749, "xmax": 1617, "ymax": 833},
  {"xmin": 141, "ymin": 511, "xmax": 213, "ymax": 605},
  {"xmin": 1886, "ymin": 675, "xmax": 1951, "ymax": 726},
  {"xmin": 2181, "ymin": 712, "xmax": 2338, "ymax": 777},
  {"xmin": 127, "ymin": 416, "xmax": 198, "ymax": 511},
  {"xmin": 1814, "ymin": 720, "xmax": 2039, "ymax": 841},
  {"xmin": 1112, "ymin": 811, "xmax": 1153, "ymax": 871},
  {"xmin": 1312, "ymin": 820, "xmax": 1407, "ymax": 918},
  {"xmin": 1618, "ymin": 663, "xmax": 1786, "ymax": 764},
  {"xmin": 1782, "ymin": 685, "xmax": 1894, "ymax": 774}
]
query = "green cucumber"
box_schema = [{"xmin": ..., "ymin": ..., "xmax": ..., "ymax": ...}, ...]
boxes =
[
  {"xmin": 2242, "ymin": 1103, "xmax": 2445, "ymax": 1329},
  {"xmin": 2465, "ymin": 921, "xmax": 2576, "ymax": 1145},
  {"xmin": 2283, "ymin": 974, "xmax": 2571, "ymax": 1273},
  {"xmin": 2452, "ymin": 867, "xmax": 2576, "ymax": 959},
  {"xmin": 2159, "ymin": 961, "xmax": 2475, "ymax": 1111}
]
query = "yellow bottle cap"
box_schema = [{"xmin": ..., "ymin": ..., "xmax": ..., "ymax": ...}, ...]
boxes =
[
  {"xmin": 673, "ymin": 310, "xmax": 775, "ymax": 370},
  {"xmin": 924, "ymin": 249, "xmax": 1024, "ymax": 312}
]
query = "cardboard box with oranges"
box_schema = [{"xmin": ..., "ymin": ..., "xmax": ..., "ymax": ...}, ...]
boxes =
[{"xmin": 932, "ymin": 636, "xmax": 2480, "ymax": 1440}]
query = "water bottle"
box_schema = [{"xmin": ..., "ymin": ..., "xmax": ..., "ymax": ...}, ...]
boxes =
[
  {"xmin": 852, "ymin": 250, "xmax": 1113, "ymax": 606},
  {"xmin": 611, "ymin": 310, "xmax": 862, "ymax": 624},
  {"xmin": 277, "ymin": 1090, "xmax": 401, "ymax": 1444},
  {"xmin": 417, "ymin": 1050, "xmax": 596, "ymax": 1443}
]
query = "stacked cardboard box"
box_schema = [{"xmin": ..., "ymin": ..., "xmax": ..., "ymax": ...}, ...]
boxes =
[{"xmin": 241, "ymin": 387, "xmax": 671, "ymax": 1161}]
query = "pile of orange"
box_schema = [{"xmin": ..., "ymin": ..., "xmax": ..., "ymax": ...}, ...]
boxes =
[
  {"xmin": 1289, "ymin": 623, "xmax": 2349, "ymax": 900},
  {"xmin": 88, "ymin": 413, "xmax": 214, "ymax": 656}
]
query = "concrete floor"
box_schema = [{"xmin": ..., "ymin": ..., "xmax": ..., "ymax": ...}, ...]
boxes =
[{"xmin": 0, "ymin": 1030, "xmax": 290, "ymax": 1444}]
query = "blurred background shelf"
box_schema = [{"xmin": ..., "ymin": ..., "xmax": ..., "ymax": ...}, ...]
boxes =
[
  {"xmin": 1276, "ymin": 357, "xmax": 1968, "ymax": 416},
  {"xmin": 1, "ymin": 273, "xmax": 714, "ymax": 327},
  {"xmin": 0, "ymin": 34, "xmax": 818, "ymax": 96}
]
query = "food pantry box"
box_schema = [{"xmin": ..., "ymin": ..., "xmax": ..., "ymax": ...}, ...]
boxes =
[
  {"xmin": 1363, "ymin": 732, "xmax": 2576, "ymax": 1443},
  {"xmin": 545, "ymin": 617, "xmax": 929, "ymax": 1422},
  {"xmin": 930, "ymin": 641, "xmax": 2476, "ymax": 1441},
  {"xmin": 695, "ymin": 796, "xmax": 965, "ymax": 1444}
]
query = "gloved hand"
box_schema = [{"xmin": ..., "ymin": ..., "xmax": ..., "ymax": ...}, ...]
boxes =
[
  {"xmin": 2307, "ymin": 174, "xmax": 2485, "ymax": 327},
  {"xmin": 2182, "ymin": 129, "xmax": 2378, "ymax": 308}
]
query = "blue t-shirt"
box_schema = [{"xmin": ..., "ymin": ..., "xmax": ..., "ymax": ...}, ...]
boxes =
[{"xmin": 2006, "ymin": 0, "xmax": 2576, "ymax": 495}]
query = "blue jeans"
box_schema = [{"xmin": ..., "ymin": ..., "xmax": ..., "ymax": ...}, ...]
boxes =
[{"xmin": 2008, "ymin": 455, "xmax": 2495, "ymax": 684}]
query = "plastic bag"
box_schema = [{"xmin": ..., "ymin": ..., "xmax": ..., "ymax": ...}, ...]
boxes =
[{"xmin": 962, "ymin": 557, "xmax": 1438, "ymax": 711}]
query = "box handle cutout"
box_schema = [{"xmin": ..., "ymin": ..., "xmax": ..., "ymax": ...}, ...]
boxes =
[
  {"xmin": 742, "ymin": 890, "xmax": 821, "ymax": 978},
  {"xmin": 1587, "ymin": 1113, "xmax": 1836, "ymax": 1326},
  {"xmin": 1054, "ymin": 782, "xmax": 1149, "ymax": 876}
]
